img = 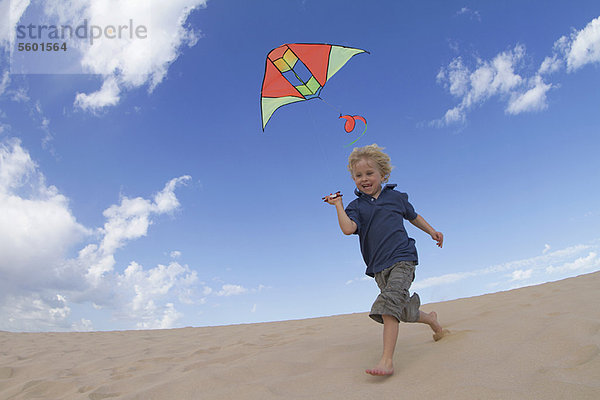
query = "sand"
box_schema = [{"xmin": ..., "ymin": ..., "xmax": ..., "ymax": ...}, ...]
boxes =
[{"xmin": 1, "ymin": 271, "xmax": 599, "ymax": 400}]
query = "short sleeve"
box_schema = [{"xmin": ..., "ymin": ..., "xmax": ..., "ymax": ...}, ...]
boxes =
[
  {"xmin": 401, "ymin": 192, "xmax": 418, "ymax": 221},
  {"xmin": 344, "ymin": 200, "xmax": 361, "ymax": 235}
]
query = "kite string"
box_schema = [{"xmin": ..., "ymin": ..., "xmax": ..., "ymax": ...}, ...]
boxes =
[
  {"xmin": 308, "ymin": 104, "xmax": 336, "ymax": 185},
  {"xmin": 318, "ymin": 97, "xmax": 342, "ymax": 116}
]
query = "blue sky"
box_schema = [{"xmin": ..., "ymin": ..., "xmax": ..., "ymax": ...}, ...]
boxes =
[{"xmin": 1, "ymin": 0, "xmax": 599, "ymax": 332}]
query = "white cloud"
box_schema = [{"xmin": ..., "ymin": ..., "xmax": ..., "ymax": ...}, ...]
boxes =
[
  {"xmin": 543, "ymin": 244, "xmax": 551, "ymax": 254},
  {"xmin": 84, "ymin": 175, "xmax": 191, "ymax": 284},
  {"xmin": 435, "ymin": 15, "xmax": 600, "ymax": 125},
  {"xmin": 435, "ymin": 45, "xmax": 527, "ymax": 125},
  {"xmin": 74, "ymin": 75, "xmax": 120, "ymax": 111},
  {"xmin": 536, "ymin": 17, "xmax": 600, "ymax": 76},
  {"xmin": 0, "ymin": 75, "xmax": 55, "ymax": 148},
  {"xmin": 546, "ymin": 252, "xmax": 599, "ymax": 275},
  {"xmin": 217, "ymin": 284, "xmax": 248, "ymax": 297},
  {"xmin": 62, "ymin": 0, "xmax": 207, "ymax": 111},
  {"xmin": 538, "ymin": 54, "xmax": 563, "ymax": 76},
  {"xmin": 0, "ymin": 139, "xmax": 89, "ymax": 292},
  {"xmin": 203, "ymin": 282, "xmax": 266, "ymax": 298},
  {"xmin": 0, "ymin": 70, "xmax": 9, "ymax": 96},
  {"xmin": 0, "ymin": 137, "xmax": 35, "ymax": 189},
  {"xmin": 563, "ymin": 16, "xmax": 600, "ymax": 72},
  {"xmin": 471, "ymin": 45, "xmax": 524, "ymax": 103},
  {"xmin": 506, "ymin": 76, "xmax": 552, "ymax": 114},
  {"xmin": 436, "ymin": 57, "xmax": 469, "ymax": 97},
  {"xmin": 456, "ymin": 7, "xmax": 481, "ymax": 21},
  {"xmin": 413, "ymin": 242, "xmax": 600, "ymax": 292},
  {"xmin": 0, "ymin": 138, "xmax": 199, "ymax": 331},
  {"xmin": 9, "ymin": 87, "xmax": 29, "ymax": 102},
  {"xmin": 72, "ymin": 318, "xmax": 94, "ymax": 331},
  {"xmin": 5, "ymin": 292, "xmax": 95, "ymax": 332},
  {"xmin": 170, "ymin": 250, "xmax": 182, "ymax": 259},
  {"xmin": 1, "ymin": 0, "xmax": 207, "ymax": 111},
  {"xmin": 412, "ymin": 271, "xmax": 477, "ymax": 290},
  {"xmin": 119, "ymin": 261, "xmax": 197, "ymax": 313},
  {"xmin": 441, "ymin": 106, "xmax": 465, "ymax": 125},
  {"xmin": 0, "ymin": 0, "xmax": 31, "ymax": 48},
  {"xmin": 345, "ymin": 276, "xmax": 371, "ymax": 285},
  {"xmin": 136, "ymin": 303, "xmax": 182, "ymax": 330},
  {"xmin": 510, "ymin": 269, "xmax": 533, "ymax": 281},
  {"xmin": 115, "ymin": 260, "xmax": 196, "ymax": 329}
]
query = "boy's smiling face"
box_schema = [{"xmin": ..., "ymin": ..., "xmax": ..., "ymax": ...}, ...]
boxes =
[{"xmin": 352, "ymin": 158, "xmax": 385, "ymax": 198}]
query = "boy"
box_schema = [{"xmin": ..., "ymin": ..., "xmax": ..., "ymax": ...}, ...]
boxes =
[{"xmin": 325, "ymin": 144, "xmax": 448, "ymax": 376}]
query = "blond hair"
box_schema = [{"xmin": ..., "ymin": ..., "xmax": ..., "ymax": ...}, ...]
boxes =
[{"xmin": 347, "ymin": 143, "xmax": 393, "ymax": 183}]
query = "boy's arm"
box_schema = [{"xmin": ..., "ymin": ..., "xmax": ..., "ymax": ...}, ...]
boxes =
[
  {"xmin": 410, "ymin": 214, "xmax": 444, "ymax": 248},
  {"xmin": 326, "ymin": 196, "xmax": 357, "ymax": 235}
]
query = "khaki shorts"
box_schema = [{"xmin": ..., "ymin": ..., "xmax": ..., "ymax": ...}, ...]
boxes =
[{"xmin": 370, "ymin": 261, "xmax": 420, "ymax": 324}]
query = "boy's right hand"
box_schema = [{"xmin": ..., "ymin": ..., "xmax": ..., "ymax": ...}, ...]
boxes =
[
  {"xmin": 323, "ymin": 192, "xmax": 343, "ymax": 206},
  {"xmin": 324, "ymin": 192, "xmax": 356, "ymax": 235}
]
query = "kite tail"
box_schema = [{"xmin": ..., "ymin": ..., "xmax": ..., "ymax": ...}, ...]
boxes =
[
  {"xmin": 344, "ymin": 121, "xmax": 367, "ymax": 147},
  {"xmin": 318, "ymin": 97, "xmax": 367, "ymax": 148}
]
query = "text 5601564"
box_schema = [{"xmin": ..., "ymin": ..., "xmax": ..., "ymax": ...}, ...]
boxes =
[{"xmin": 17, "ymin": 42, "xmax": 67, "ymax": 52}]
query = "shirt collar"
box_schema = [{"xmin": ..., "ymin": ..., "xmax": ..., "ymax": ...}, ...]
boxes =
[{"xmin": 354, "ymin": 183, "xmax": 397, "ymax": 198}]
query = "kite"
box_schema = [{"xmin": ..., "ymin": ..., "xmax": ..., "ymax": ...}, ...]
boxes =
[{"xmin": 260, "ymin": 43, "xmax": 368, "ymax": 141}]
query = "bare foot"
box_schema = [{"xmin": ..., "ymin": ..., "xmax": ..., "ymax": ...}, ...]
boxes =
[
  {"xmin": 428, "ymin": 311, "xmax": 450, "ymax": 341},
  {"xmin": 366, "ymin": 359, "xmax": 394, "ymax": 376},
  {"xmin": 428, "ymin": 311, "xmax": 442, "ymax": 332},
  {"xmin": 420, "ymin": 311, "xmax": 449, "ymax": 341},
  {"xmin": 433, "ymin": 329, "xmax": 450, "ymax": 342}
]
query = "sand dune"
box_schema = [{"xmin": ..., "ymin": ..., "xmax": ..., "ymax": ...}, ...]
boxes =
[{"xmin": 1, "ymin": 271, "xmax": 599, "ymax": 399}]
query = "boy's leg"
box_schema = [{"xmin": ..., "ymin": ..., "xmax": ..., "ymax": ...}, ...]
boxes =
[{"xmin": 366, "ymin": 314, "xmax": 398, "ymax": 376}]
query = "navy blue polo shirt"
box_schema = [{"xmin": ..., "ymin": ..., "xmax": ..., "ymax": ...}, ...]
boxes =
[{"xmin": 345, "ymin": 184, "xmax": 419, "ymax": 277}]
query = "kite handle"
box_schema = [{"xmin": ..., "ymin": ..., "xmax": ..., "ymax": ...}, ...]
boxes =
[{"xmin": 322, "ymin": 191, "xmax": 343, "ymax": 202}]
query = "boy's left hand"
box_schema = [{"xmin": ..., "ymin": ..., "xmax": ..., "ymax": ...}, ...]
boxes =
[{"xmin": 431, "ymin": 231, "xmax": 444, "ymax": 248}]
